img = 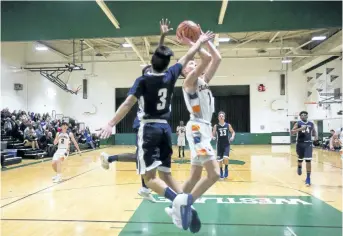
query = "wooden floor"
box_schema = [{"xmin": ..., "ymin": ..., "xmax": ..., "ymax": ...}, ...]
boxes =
[{"xmin": 1, "ymin": 145, "xmax": 342, "ymax": 236}]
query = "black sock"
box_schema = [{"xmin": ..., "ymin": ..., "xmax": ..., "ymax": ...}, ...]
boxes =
[
  {"xmin": 108, "ymin": 155, "xmax": 118, "ymax": 163},
  {"xmin": 178, "ymin": 147, "xmax": 181, "ymax": 157},
  {"xmin": 141, "ymin": 177, "xmax": 148, "ymax": 188},
  {"xmin": 182, "ymin": 146, "xmax": 185, "ymax": 157}
]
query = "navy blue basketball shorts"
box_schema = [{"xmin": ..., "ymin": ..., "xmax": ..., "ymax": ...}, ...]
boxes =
[
  {"xmin": 296, "ymin": 142, "xmax": 313, "ymax": 161},
  {"xmin": 217, "ymin": 143, "xmax": 230, "ymax": 161},
  {"xmin": 136, "ymin": 122, "xmax": 172, "ymax": 175}
]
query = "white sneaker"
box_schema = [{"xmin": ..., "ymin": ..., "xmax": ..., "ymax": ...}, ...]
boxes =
[
  {"xmin": 100, "ymin": 152, "xmax": 110, "ymax": 170},
  {"xmin": 52, "ymin": 175, "xmax": 57, "ymax": 181},
  {"xmin": 172, "ymin": 193, "xmax": 193, "ymax": 230},
  {"xmin": 53, "ymin": 175, "xmax": 62, "ymax": 183},
  {"xmin": 138, "ymin": 187, "xmax": 156, "ymax": 203}
]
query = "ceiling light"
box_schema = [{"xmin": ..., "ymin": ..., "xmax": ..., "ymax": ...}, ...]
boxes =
[
  {"xmin": 218, "ymin": 38, "xmax": 230, "ymax": 43},
  {"xmin": 122, "ymin": 43, "xmax": 132, "ymax": 48},
  {"xmin": 311, "ymin": 36, "xmax": 326, "ymax": 41},
  {"xmin": 35, "ymin": 45, "xmax": 48, "ymax": 51},
  {"xmin": 140, "ymin": 64, "xmax": 148, "ymax": 67},
  {"xmin": 281, "ymin": 59, "xmax": 292, "ymax": 64}
]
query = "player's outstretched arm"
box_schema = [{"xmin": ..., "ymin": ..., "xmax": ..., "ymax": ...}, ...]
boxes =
[
  {"xmin": 99, "ymin": 78, "xmax": 141, "ymax": 139},
  {"xmin": 108, "ymin": 96, "xmax": 137, "ymax": 128},
  {"xmin": 203, "ymin": 41, "xmax": 222, "ymax": 83},
  {"xmin": 69, "ymin": 132, "xmax": 81, "ymax": 154},
  {"xmin": 159, "ymin": 18, "xmax": 173, "ymax": 46},
  {"xmin": 177, "ymin": 31, "xmax": 215, "ymax": 68}
]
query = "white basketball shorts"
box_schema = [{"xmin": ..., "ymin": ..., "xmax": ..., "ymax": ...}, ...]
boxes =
[{"xmin": 186, "ymin": 120, "xmax": 215, "ymax": 166}]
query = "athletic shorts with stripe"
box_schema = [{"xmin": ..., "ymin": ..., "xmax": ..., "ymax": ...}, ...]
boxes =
[
  {"xmin": 136, "ymin": 122, "xmax": 172, "ymax": 175},
  {"xmin": 186, "ymin": 120, "xmax": 216, "ymax": 166}
]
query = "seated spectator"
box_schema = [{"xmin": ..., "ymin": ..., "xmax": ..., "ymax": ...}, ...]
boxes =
[
  {"xmin": 332, "ymin": 137, "xmax": 342, "ymax": 151},
  {"xmin": 4, "ymin": 117, "xmax": 12, "ymax": 136},
  {"xmin": 24, "ymin": 124, "xmax": 39, "ymax": 150},
  {"xmin": 323, "ymin": 129, "xmax": 335, "ymax": 149}
]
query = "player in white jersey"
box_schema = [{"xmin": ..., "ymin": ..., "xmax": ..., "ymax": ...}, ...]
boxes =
[
  {"xmin": 52, "ymin": 122, "xmax": 81, "ymax": 183},
  {"xmin": 176, "ymin": 121, "xmax": 186, "ymax": 158},
  {"xmin": 168, "ymin": 30, "xmax": 222, "ymax": 228}
]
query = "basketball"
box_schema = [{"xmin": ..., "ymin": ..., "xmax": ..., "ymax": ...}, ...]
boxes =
[{"xmin": 176, "ymin": 21, "xmax": 201, "ymax": 44}]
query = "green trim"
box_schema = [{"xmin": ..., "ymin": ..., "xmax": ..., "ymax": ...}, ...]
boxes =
[
  {"xmin": 271, "ymin": 132, "xmax": 290, "ymax": 136},
  {"xmin": 114, "ymin": 133, "xmax": 272, "ymax": 145}
]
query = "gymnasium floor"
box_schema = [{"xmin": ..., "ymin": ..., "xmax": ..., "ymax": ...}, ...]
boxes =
[{"xmin": 1, "ymin": 145, "xmax": 342, "ymax": 236}]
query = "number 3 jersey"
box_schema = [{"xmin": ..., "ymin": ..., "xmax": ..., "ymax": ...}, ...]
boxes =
[
  {"xmin": 57, "ymin": 132, "xmax": 70, "ymax": 149},
  {"xmin": 183, "ymin": 78, "xmax": 215, "ymax": 123},
  {"xmin": 296, "ymin": 120, "xmax": 314, "ymax": 143}
]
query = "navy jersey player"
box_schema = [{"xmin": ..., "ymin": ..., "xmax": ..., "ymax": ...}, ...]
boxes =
[
  {"xmin": 291, "ymin": 111, "xmax": 318, "ymax": 186},
  {"xmin": 212, "ymin": 111, "xmax": 235, "ymax": 179},
  {"xmin": 99, "ymin": 28, "xmax": 214, "ymax": 232}
]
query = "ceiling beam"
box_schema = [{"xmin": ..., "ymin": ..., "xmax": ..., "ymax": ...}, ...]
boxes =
[
  {"xmin": 96, "ymin": 38, "xmax": 121, "ymax": 47},
  {"xmin": 96, "ymin": 0, "xmax": 146, "ymax": 63},
  {"xmin": 285, "ymin": 40, "xmax": 312, "ymax": 55},
  {"xmin": 292, "ymin": 30, "xmax": 342, "ymax": 71},
  {"xmin": 95, "ymin": 0, "xmax": 120, "ymax": 29},
  {"xmin": 164, "ymin": 37, "xmax": 183, "ymax": 47},
  {"xmin": 218, "ymin": 0, "xmax": 229, "ymax": 24},
  {"xmin": 232, "ymin": 32, "xmax": 268, "ymax": 48},
  {"xmin": 25, "ymin": 52, "xmax": 343, "ymax": 66},
  {"xmin": 269, "ymin": 32, "xmax": 280, "ymax": 43},
  {"xmin": 124, "ymin": 37, "xmax": 146, "ymax": 63},
  {"xmin": 274, "ymin": 29, "xmax": 324, "ymax": 41},
  {"xmin": 36, "ymin": 41, "xmax": 69, "ymax": 59},
  {"xmin": 143, "ymin": 37, "xmax": 151, "ymax": 57},
  {"xmin": 214, "ymin": 34, "xmax": 219, "ymax": 47}
]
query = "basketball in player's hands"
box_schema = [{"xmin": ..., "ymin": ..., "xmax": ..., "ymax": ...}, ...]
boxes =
[{"xmin": 176, "ymin": 21, "xmax": 201, "ymax": 44}]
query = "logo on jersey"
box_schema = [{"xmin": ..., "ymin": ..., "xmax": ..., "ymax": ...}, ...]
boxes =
[{"xmin": 199, "ymin": 84, "xmax": 210, "ymax": 92}]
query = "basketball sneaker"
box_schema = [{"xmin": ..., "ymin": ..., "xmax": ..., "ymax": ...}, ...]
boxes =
[
  {"xmin": 224, "ymin": 168, "xmax": 229, "ymax": 178},
  {"xmin": 172, "ymin": 193, "xmax": 193, "ymax": 230},
  {"xmin": 138, "ymin": 187, "xmax": 156, "ymax": 203},
  {"xmin": 165, "ymin": 205, "xmax": 201, "ymax": 233},
  {"xmin": 297, "ymin": 167, "xmax": 302, "ymax": 176},
  {"xmin": 305, "ymin": 177, "xmax": 311, "ymax": 186},
  {"xmin": 53, "ymin": 174, "xmax": 62, "ymax": 183},
  {"xmin": 100, "ymin": 152, "xmax": 110, "ymax": 170}
]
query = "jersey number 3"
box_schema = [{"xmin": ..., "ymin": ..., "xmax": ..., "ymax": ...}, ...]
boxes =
[{"xmin": 157, "ymin": 88, "xmax": 167, "ymax": 110}]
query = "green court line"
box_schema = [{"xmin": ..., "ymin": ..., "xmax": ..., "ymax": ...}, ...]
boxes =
[{"xmin": 1, "ymin": 147, "xmax": 107, "ymax": 172}]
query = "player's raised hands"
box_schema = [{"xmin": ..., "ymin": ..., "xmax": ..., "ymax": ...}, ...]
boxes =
[
  {"xmin": 160, "ymin": 18, "xmax": 173, "ymax": 35},
  {"xmin": 99, "ymin": 123, "xmax": 113, "ymax": 139},
  {"xmin": 198, "ymin": 31, "xmax": 215, "ymax": 44}
]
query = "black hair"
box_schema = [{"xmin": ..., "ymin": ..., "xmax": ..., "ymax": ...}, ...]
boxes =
[
  {"xmin": 61, "ymin": 121, "xmax": 68, "ymax": 126},
  {"xmin": 151, "ymin": 46, "xmax": 174, "ymax": 73},
  {"xmin": 299, "ymin": 111, "xmax": 308, "ymax": 116}
]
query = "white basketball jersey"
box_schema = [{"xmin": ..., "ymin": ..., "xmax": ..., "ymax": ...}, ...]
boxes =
[
  {"xmin": 177, "ymin": 126, "xmax": 186, "ymax": 138},
  {"xmin": 183, "ymin": 78, "xmax": 215, "ymax": 122},
  {"xmin": 58, "ymin": 132, "xmax": 70, "ymax": 149}
]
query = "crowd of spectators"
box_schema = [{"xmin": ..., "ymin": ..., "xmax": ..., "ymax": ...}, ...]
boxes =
[{"xmin": 1, "ymin": 108, "xmax": 100, "ymax": 155}]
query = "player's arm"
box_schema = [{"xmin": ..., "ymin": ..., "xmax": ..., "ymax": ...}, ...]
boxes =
[
  {"xmin": 99, "ymin": 78, "xmax": 141, "ymax": 139},
  {"xmin": 229, "ymin": 124, "xmax": 235, "ymax": 141},
  {"xmin": 203, "ymin": 41, "xmax": 222, "ymax": 83},
  {"xmin": 69, "ymin": 132, "xmax": 81, "ymax": 154},
  {"xmin": 312, "ymin": 123, "xmax": 318, "ymax": 140},
  {"xmin": 291, "ymin": 122, "xmax": 305, "ymax": 134},
  {"xmin": 177, "ymin": 31, "xmax": 215, "ymax": 68},
  {"xmin": 330, "ymin": 129, "xmax": 340, "ymax": 149},
  {"xmin": 159, "ymin": 19, "xmax": 173, "ymax": 46},
  {"xmin": 176, "ymin": 126, "xmax": 179, "ymax": 136},
  {"xmin": 53, "ymin": 132, "xmax": 59, "ymax": 145},
  {"xmin": 183, "ymin": 46, "xmax": 212, "ymax": 93},
  {"xmin": 212, "ymin": 124, "xmax": 217, "ymax": 139}
]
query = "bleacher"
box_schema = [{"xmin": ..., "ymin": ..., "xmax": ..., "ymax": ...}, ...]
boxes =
[{"xmin": 1, "ymin": 110, "xmax": 101, "ymax": 169}]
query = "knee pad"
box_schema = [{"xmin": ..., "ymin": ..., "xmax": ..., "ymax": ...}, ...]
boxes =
[{"xmin": 305, "ymin": 160, "xmax": 311, "ymax": 163}]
